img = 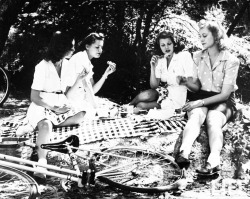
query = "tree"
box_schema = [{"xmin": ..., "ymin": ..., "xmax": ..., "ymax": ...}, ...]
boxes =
[
  {"xmin": 227, "ymin": 0, "xmax": 250, "ymax": 36},
  {"xmin": 0, "ymin": 0, "xmax": 24, "ymax": 56}
]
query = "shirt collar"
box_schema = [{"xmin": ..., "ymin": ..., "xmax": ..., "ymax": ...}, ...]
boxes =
[
  {"xmin": 201, "ymin": 49, "xmax": 228, "ymax": 61},
  {"xmin": 82, "ymin": 50, "xmax": 92, "ymax": 65}
]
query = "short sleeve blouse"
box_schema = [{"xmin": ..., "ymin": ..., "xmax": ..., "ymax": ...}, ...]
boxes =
[
  {"xmin": 155, "ymin": 51, "xmax": 194, "ymax": 85},
  {"xmin": 31, "ymin": 59, "xmax": 70, "ymax": 93},
  {"xmin": 66, "ymin": 51, "xmax": 94, "ymax": 87},
  {"xmin": 192, "ymin": 50, "xmax": 240, "ymax": 92}
]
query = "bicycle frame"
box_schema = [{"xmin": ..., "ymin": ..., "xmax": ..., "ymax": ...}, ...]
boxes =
[
  {"xmin": 0, "ymin": 145, "xmax": 138, "ymax": 188},
  {"xmin": 0, "ymin": 153, "xmax": 85, "ymax": 185}
]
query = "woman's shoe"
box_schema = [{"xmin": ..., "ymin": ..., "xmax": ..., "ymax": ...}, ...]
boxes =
[
  {"xmin": 196, "ymin": 162, "xmax": 220, "ymax": 174},
  {"xmin": 175, "ymin": 150, "xmax": 190, "ymax": 170}
]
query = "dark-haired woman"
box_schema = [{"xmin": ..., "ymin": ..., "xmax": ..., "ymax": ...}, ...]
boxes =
[
  {"xmin": 66, "ymin": 33, "xmax": 116, "ymax": 112},
  {"xmin": 130, "ymin": 31, "xmax": 198, "ymax": 112},
  {"xmin": 17, "ymin": 31, "xmax": 86, "ymax": 178}
]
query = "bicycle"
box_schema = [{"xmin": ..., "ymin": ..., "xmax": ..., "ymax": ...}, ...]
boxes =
[
  {"xmin": 0, "ymin": 65, "xmax": 10, "ymax": 106},
  {"xmin": 0, "ymin": 135, "xmax": 183, "ymax": 198}
]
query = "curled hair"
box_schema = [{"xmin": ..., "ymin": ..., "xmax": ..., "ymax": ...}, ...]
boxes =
[
  {"xmin": 154, "ymin": 31, "xmax": 181, "ymax": 55},
  {"xmin": 44, "ymin": 31, "xmax": 74, "ymax": 63},
  {"xmin": 198, "ymin": 19, "xmax": 228, "ymax": 51},
  {"xmin": 78, "ymin": 32, "xmax": 105, "ymax": 51}
]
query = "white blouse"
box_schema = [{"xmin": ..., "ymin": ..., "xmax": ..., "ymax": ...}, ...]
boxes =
[
  {"xmin": 31, "ymin": 59, "xmax": 70, "ymax": 106},
  {"xmin": 155, "ymin": 51, "xmax": 194, "ymax": 109},
  {"xmin": 66, "ymin": 50, "xmax": 97, "ymax": 109}
]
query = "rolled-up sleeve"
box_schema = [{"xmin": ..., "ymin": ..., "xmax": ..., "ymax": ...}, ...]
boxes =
[
  {"xmin": 223, "ymin": 58, "xmax": 239, "ymax": 86},
  {"xmin": 31, "ymin": 63, "xmax": 45, "ymax": 91},
  {"xmin": 181, "ymin": 51, "xmax": 194, "ymax": 77},
  {"xmin": 192, "ymin": 52, "xmax": 200, "ymax": 79}
]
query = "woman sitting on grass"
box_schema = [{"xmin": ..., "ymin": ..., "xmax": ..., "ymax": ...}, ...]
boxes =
[
  {"xmin": 130, "ymin": 31, "xmax": 199, "ymax": 113},
  {"xmin": 175, "ymin": 19, "xmax": 240, "ymax": 173},
  {"xmin": 17, "ymin": 31, "xmax": 87, "ymax": 178},
  {"xmin": 66, "ymin": 32, "xmax": 116, "ymax": 114}
]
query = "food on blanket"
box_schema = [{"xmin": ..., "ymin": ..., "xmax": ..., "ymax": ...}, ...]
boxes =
[
  {"xmin": 97, "ymin": 108, "xmax": 109, "ymax": 118},
  {"xmin": 147, "ymin": 108, "xmax": 175, "ymax": 120}
]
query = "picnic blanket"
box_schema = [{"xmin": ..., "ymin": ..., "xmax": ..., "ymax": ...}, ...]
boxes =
[
  {"xmin": 0, "ymin": 97, "xmax": 187, "ymax": 144},
  {"xmin": 1, "ymin": 116, "xmax": 187, "ymax": 145}
]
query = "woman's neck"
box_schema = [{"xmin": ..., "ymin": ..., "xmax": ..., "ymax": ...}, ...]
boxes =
[
  {"xmin": 207, "ymin": 45, "xmax": 220, "ymax": 58},
  {"xmin": 166, "ymin": 53, "xmax": 173, "ymax": 68},
  {"xmin": 54, "ymin": 60, "xmax": 63, "ymax": 77},
  {"xmin": 86, "ymin": 50, "xmax": 93, "ymax": 60}
]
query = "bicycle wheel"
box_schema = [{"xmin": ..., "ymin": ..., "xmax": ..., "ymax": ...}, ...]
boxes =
[
  {"xmin": 0, "ymin": 165, "xmax": 39, "ymax": 199},
  {"xmin": 96, "ymin": 146, "xmax": 182, "ymax": 193},
  {"xmin": 0, "ymin": 66, "xmax": 10, "ymax": 106}
]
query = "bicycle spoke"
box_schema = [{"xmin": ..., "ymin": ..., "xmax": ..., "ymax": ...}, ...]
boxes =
[
  {"xmin": 0, "ymin": 165, "xmax": 39, "ymax": 199},
  {"xmin": 97, "ymin": 147, "xmax": 181, "ymax": 193}
]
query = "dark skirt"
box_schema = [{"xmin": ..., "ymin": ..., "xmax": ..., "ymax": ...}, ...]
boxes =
[{"xmin": 187, "ymin": 90, "xmax": 237, "ymax": 120}]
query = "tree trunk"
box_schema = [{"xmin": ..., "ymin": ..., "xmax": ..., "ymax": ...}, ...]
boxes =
[
  {"xmin": 0, "ymin": 0, "xmax": 27, "ymax": 56},
  {"xmin": 227, "ymin": 0, "xmax": 250, "ymax": 37}
]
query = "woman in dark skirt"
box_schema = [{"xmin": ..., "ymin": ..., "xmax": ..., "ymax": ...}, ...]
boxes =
[{"xmin": 175, "ymin": 19, "xmax": 240, "ymax": 173}]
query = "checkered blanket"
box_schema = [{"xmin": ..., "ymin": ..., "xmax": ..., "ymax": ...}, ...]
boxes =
[
  {"xmin": 1, "ymin": 116, "xmax": 187, "ymax": 145},
  {"xmin": 0, "ymin": 97, "xmax": 187, "ymax": 144}
]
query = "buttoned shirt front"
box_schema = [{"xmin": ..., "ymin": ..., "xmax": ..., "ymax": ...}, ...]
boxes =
[
  {"xmin": 66, "ymin": 50, "xmax": 97, "ymax": 109},
  {"xmin": 155, "ymin": 51, "xmax": 194, "ymax": 108},
  {"xmin": 31, "ymin": 59, "xmax": 70, "ymax": 106},
  {"xmin": 193, "ymin": 50, "xmax": 240, "ymax": 93}
]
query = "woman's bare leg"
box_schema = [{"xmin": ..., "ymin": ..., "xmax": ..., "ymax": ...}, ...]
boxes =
[
  {"xmin": 179, "ymin": 107, "xmax": 208, "ymax": 158},
  {"xmin": 136, "ymin": 101, "xmax": 160, "ymax": 110},
  {"xmin": 130, "ymin": 89, "xmax": 158, "ymax": 106},
  {"xmin": 36, "ymin": 119, "xmax": 53, "ymax": 161},
  {"xmin": 206, "ymin": 110, "xmax": 227, "ymax": 168},
  {"xmin": 58, "ymin": 111, "xmax": 86, "ymax": 127}
]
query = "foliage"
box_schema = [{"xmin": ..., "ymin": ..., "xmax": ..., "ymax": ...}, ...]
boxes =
[{"xmin": 1, "ymin": 1, "xmax": 250, "ymax": 104}]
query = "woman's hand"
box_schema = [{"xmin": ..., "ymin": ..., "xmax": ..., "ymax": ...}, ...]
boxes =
[
  {"xmin": 76, "ymin": 68, "xmax": 89, "ymax": 83},
  {"xmin": 176, "ymin": 76, "xmax": 187, "ymax": 85},
  {"xmin": 150, "ymin": 55, "xmax": 159, "ymax": 68},
  {"xmin": 53, "ymin": 104, "xmax": 71, "ymax": 114},
  {"xmin": 103, "ymin": 61, "xmax": 116, "ymax": 77},
  {"xmin": 182, "ymin": 100, "xmax": 203, "ymax": 112}
]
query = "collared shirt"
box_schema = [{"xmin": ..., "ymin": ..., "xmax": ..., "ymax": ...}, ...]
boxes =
[
  {"xmin": 66, "ymin": 50, "xmax": 96, "ymax": 108},
  {"xmin": 31, "ymin": 59, "xmax": 71, "ymax": 106},
  {"xmin": 155, "ymin": 51, "xmax": 194, "ymax": 108},
  {"xmin": 193, "ymin": 50, "xmax": 240, "ymax": 92},
  {"xmin": 67, "ymin": 50, "xmax": 94, "ymax": 86}
]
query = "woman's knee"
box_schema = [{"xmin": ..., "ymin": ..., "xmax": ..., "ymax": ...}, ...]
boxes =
[
  {"xmin": 136, "ymin": 102, "xmax": 147, "ymax": 109},
  {"xmin": 37, "ymin": 120, "xmax": 53, "ymax": 131},
  {"xmin": 206, "ymin": 110, "xmax": 226, "ymax": 128},
  {"xmin": 187, "ymin": 108, "xmax": 207, "ymax": 125},
  {"xmin": 139, "ymin": 89, "xmax": 158, "ymax": 101}
]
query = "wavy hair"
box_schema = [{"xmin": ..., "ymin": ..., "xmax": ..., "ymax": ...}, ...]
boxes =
[
  {"xmin": 198, "ymin": 19, "xmax": 228, "ymax": 51},
  {"xmin": 154, "ymin": 31, "xmax": 182, "ymax": 55},
  {"xmin": 44, "ymin": 31, "xmax": 74, "ymax": 63},
  {"xmin": 78, "ymin": 32, "xmax": 105, "ymax": 51}
]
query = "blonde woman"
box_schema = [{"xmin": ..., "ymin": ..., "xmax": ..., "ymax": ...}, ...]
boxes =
[{"xmin": 175, "ymin": 20, "xmax": 240, "ymax": 173}]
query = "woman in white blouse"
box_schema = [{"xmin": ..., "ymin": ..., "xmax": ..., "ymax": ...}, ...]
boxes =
[
  {"xmin": 17, "ymin": 31, "xmax": 87, "ymax": 179},
  {"xmin": 130, "ymin": 31, "xmax": 199, "ymax": 112},
  {"xmin": 66, "ymin": 33, "xmax": 116, "ymax": 114}
]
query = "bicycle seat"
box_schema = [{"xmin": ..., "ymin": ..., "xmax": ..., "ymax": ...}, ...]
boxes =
[{"xmin": 41, "ymin": 135, "xmax": 79, "ymax": 154}]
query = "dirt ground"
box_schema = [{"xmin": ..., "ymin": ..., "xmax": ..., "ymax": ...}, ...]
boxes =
[{"xmin": 1, "ymin": 94, "xmax": 250, "ymax": 199}]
